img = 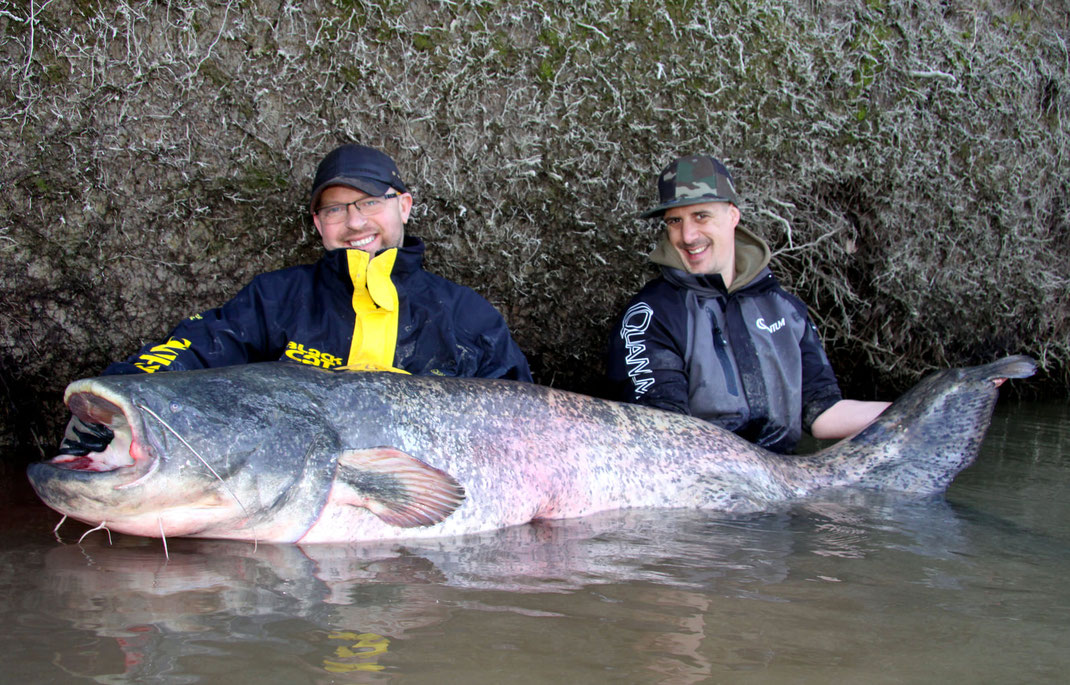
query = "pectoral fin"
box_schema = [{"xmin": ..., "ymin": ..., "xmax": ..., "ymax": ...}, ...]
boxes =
[{"xmin": 334, "ymin": 447, "xmax": 466, "ymax": 528}]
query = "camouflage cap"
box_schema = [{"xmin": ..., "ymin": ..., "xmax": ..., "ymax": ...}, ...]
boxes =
[{"xmin": 640, "ymin": 154, "xmax": 740, "ymax": 218}]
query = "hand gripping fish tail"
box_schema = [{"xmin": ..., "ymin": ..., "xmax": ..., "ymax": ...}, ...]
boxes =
[
  {"xmin": 26, "ymin": 355, "xmax": 1036, "ymax": 545},
  {"xmin": 800, "ymin": 354, "xmax": 1038, "ymax": 494}
]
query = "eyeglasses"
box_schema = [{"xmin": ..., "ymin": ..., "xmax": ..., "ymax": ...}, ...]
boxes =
[{"xmin": 316, "ymin": 192, "xmax": 400, "ymax": 224}]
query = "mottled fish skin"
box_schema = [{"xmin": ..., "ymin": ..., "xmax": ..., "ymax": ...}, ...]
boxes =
[
  {"xmin": 26, "ymin": 356, "xmax": 1035, "ymax": 544},
  {"xmin": 793, "ymin": 354, "xmax": 1037, "ymax": 493}
]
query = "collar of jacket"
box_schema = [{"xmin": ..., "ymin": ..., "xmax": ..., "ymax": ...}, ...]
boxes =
[
  {"xmin": 648, "ymin": 223, "xmax": 772, "ymax": 295},
  {"xmin": 321, "ymin": 235, "xmax": 427, "ymax": 281}
]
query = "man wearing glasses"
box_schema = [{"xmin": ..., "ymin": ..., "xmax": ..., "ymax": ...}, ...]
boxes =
[{"xmin": 99, "ymin": 144, "xmax": 532, "ymax": 382}]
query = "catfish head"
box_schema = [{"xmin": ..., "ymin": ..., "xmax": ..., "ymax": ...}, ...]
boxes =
[{"xmin": 28, "ymin": 365, "xmax": 341, "ymax": 541}]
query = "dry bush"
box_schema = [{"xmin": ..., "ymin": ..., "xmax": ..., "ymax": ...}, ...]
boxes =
[{"xmin": 1, "ymin": 0, "xmax": 1067, "ymax": 458}]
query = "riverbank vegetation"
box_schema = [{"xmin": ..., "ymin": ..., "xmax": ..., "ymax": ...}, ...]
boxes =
[{"xmin": 1, "ymin": 0, "xmax": 1067, "ymax": 455}]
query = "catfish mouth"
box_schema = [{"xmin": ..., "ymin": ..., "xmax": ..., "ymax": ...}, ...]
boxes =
[{"xmin": 35, "ymin": 383, "xmax": 159, "ymax": 487}]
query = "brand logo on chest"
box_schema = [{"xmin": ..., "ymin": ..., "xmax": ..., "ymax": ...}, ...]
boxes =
[{"xmin": 756, "ymin": 317, "xmax": 786, "ymax": 334}]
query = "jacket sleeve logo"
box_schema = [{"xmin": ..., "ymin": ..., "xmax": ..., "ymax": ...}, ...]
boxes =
[
  {"xmin": 133, "ymin": 338, "xmax": 192, "ymax": 373},
  {"xmin": 619, "ymin": 302, "xmax": 656, "ymax": 396}
]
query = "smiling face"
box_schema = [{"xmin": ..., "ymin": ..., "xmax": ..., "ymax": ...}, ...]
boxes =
[
  {"xmin": 312, "ymin": 185, "xmax": 413, "ymax": 254},
  {"xmin": 662, "ymin": 201, "xmax": 741, "ymax": 283}
]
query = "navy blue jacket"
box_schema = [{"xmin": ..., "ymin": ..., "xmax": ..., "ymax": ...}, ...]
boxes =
[
  {"xmin": 607, "ymin": 230, "xmax": 841, "ymax": 453},
  {"xmin": 105, "ymin": 236, "xmax": 532, "ymax": 382}
]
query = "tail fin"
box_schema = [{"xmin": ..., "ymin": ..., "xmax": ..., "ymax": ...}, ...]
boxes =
[{"xmin": 815, "ymin": 355, "xmax": 1036, "ymax": 494}]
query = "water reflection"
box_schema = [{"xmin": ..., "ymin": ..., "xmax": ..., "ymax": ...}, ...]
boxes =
[
  {"xmin": 38, "ymin": 540, "xmax": 430, "ymax": 680},
  {"xmin": 15, "ymin": 493, "xmax": 991, "ymax": 683}
]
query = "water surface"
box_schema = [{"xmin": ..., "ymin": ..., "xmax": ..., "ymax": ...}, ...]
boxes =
[{"xmin": 2, "ymin": 401, "xmax": 1067, "ymax": 683}]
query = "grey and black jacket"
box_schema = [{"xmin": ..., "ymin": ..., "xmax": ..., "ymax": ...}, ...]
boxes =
[{"xmin": 606, "ymin": 226, "xmax": 841, "ymax": 453}]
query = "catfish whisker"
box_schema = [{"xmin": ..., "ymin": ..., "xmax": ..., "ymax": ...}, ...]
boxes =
[
  {"xmin": 135, "ymin": 402, "xmax": 260, "ymax": 549},
  {"xmin": 78, "ymin": 521, "xmax": 113, "ymax": 545},
  {"xmin": 52, "ymin": 514, "xmax": 68, "ymax": 542},
  {"xmin": 136, "ymin": 403, "xmax": 249, "ymax": 512},
  {"xmin": 159, "ymin": 517, "xmax": 170, "ymax": 561}
]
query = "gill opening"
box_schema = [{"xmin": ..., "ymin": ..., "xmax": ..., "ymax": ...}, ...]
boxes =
[{"xmin": 135, "ymin": 402, "xmax": 260, "ymax": 548}]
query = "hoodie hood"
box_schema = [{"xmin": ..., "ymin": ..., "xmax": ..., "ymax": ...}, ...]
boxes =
[{"xmin": 649, "ymin": 223, "xmax": 772, "ymax": 293}]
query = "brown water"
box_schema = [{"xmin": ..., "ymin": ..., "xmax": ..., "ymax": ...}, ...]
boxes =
[{"xmin": 2, "ymin": 401, "xmax": 1068, "ymax": 684}]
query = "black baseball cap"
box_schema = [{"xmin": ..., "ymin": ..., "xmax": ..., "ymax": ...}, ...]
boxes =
[{"xmin": 309, "ymin": 144, "xmax": 408, "ymax": 211}]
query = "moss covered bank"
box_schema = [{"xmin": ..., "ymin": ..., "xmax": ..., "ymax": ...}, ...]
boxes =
[{"xmin": 1, "ymin": 0, "xmax": 1067, "ymax": 457}]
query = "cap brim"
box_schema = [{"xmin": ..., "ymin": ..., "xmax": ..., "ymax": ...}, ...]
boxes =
[
  {"xmin": 639, "ymin": 195, "xmax": 736, "ymax": 219},
  {"xmin": 310, "ymin": 176, "xmax": 395, "ymax": 211}
]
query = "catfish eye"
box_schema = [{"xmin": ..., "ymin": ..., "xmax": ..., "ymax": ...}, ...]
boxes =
[{"xmin": 170, "ymin": 402, "xmax": 182, "ymax": 413}]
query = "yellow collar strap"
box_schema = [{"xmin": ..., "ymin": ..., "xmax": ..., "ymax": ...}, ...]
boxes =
[{"xmin": 345, "ymin": 248, "xmax": 401, "ymax": 370}]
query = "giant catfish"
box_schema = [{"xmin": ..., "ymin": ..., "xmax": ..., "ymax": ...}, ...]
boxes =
[{"xmin": 26, "ymin": 355, "xmax": 1036, "ymax": 544}]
